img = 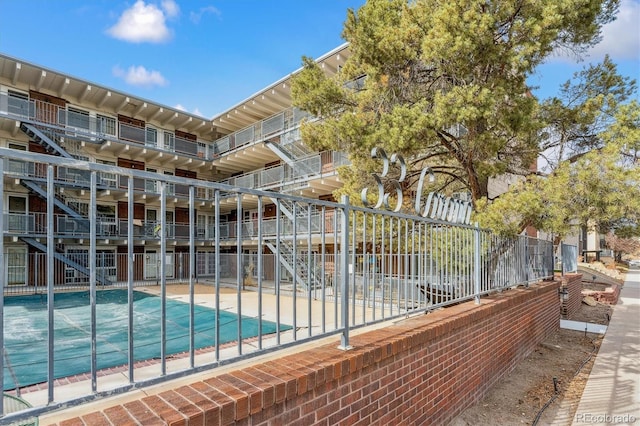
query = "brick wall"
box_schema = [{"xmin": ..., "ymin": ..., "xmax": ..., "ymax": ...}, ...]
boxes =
[
  {"xmin": 50, "ymin": 281, "xmax": 560, "ymax": 426},
  {"xmin": 584, "ymin": 284, "xmax": 620, "ymax": 305},
  {"xmin": 560, "ymin": 273, "xmax": 583, "ymax": 318}
]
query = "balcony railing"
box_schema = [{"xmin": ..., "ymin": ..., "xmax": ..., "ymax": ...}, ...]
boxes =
[
  {"xmin": 2, "ymin": 211, "xmax": 223, "ymax": 242},
  {"xmin": 0, "ymin": 92, "xmax": 325, "ymax": 163},
  {"xmin": 221, "ymin": 150, "xmax": 349, "ymax": 191},
  {"xmin": 0, "ymin": 92, "xmax": 211, "ymax": 160},
  {"xmin": 223, "ymin": 212, "xmax": 339, "ymax": 240},
  {"xmin": 211, "ymin": 107, "xmax": 314, "ymax": 157},
  {"xmin": 2, "ymin": 209, "xmax": 340, "ymax": 243},
  {"xmin": 4, "ymin": 157, "xmax": 220, "ymax": 201}
]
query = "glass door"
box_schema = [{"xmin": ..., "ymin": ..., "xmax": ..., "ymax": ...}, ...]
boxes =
[
  {"xmin": 6, "ymin": 247, "xmax": 27, "ymax": 286},
  {"xmin": 8, "ymin": 195, "xmax": 28, "ymax": 233},
  {"xmin": 145, "ymin": 249, "xmax": 159, "ymax": 280}
]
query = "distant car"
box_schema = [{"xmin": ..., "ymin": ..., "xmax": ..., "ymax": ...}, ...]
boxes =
[{"xmin": 629, "ymin": 259, "xmax": 640, "ymax": 268}]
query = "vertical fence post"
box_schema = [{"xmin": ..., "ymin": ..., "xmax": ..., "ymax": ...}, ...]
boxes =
[
  {"xmin": 127, "ymin": 175, "xmax": 134, "ymax": 383},
  {"xmin": 160, "ymin": 181, "xmax": 167, "ymax": 376},
  {"xmin": 524, "ymin": 237, "xmax": 530, "ymax": 287},
  {"xmin": 189, "ymin": 185, "xmax": 195, "ymax": 368},
  {"xmin": 338, "ymin": 195, "xmax": 352, "ymax": 350},
  {"xmin": 214, "ymin": 190, "xmax": 221, "ymax": 362},
  {"xmin": 47, "ymin": 164, "xmax": 55, "ymax": 404},
  {"xmin": 474, "ymin": 222, "xmax": 481, "ymax": 304},
  {"xmin": 89, "ymin": 171, "xmax": 97, "ymax": 393},
  {"xmin": 236, "ymin": 195, "xmax": 243, "ymax": 355},
  {"xmin": 0, "ymin": 158, "xmax": 4, "ymax": 416}
]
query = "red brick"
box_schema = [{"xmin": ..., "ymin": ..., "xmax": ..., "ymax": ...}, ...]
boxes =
[
  {"xmin": 204, "ymin": 376, "xmax": 250, "ymax": 420},
  {"xmin": 327, "ymin": 406, "xmax": 352, "ymax": 425},
  {"xmin": 242, "ymin": 367, "xmax": 279, "ymax": 408},
  {"xmin": 314, "ymin": 399, "xmax": 340, "ymax": 420},
  {"xmin": 158, "ymin": 389, "xmax": 204, "ymax": 425},
  {"xmin": 260, "ymin": 362, "xmax": 298, "ymax": 400},
  {"xmin": 59, "ymin": 419, "xmax": 84, "ymax": 426},
  {"xmin": 174, "ymin": 385, "xmax": 219, "ymax": 425},
  {"xmin": 103, "ymin": 405, "xmax": 138, "ymax": 426},
  {"xmin": 300, "ymin": 393, "xmax": 328, "ymax": 417},
  {"xmin": 224, "ymin": 371, "xmax": 265, "ymax": 415},
  {"xmin": 123, "ymin": 400, "xmax": 165, "ymax": 425},
  {"xmin": 141, "ymin": 394, "xmax": 187, "ymax": 426}
]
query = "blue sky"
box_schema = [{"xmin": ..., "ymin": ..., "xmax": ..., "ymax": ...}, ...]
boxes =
[{"xmin": 0, "ymin": 0, "xmax": 638, "ymax": 119}]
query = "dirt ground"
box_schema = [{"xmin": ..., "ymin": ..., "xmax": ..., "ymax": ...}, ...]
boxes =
[{"xmin": 449, "ymin": 283, "xmax": 615, "ymax": 426}]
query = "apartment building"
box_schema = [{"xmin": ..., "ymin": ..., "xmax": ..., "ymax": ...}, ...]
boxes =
[{"xmin": 0, "ymin": 45, "xmax": 350, "ymax": 290}]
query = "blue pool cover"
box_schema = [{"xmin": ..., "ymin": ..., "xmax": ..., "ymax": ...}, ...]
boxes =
[{"xmin": 3, "ymin": 289, "xmax": 289, "ymax": 390}]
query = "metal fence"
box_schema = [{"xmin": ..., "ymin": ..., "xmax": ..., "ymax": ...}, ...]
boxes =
[
  {"xmin": 0, "ymin": 148, "xmax": 554, "ymax": 423},
  {"xmin": 561, "ymin": 243, "xmax": 578, "ymax": 274}
]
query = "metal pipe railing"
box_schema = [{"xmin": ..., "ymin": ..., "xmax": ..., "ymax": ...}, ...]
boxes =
[
  {"xmin": 211, "ymin": 107, "xmax": 317, "ymax": 158},
  {"xmin": 0, "ymin": 148, "xmax": 554, "ymax": 423},
  {"xmin": 0, "ymin": 92, "xmax": 211, "ymax": 160},
  {"xmin": 221, "ymin": 150, "xmax": 348, "ymax": 192}
]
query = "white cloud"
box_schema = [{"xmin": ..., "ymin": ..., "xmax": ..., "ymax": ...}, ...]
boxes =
[
  {"xmin": 161, "ymin": 0, "xmax": 180, "ymax": 18},
  {"xmin": 586, "ymin": 0, "xmax": 640, "ymax": 61},
  {"xmin": 107, "ymin": 0, "xmax": 179, "ymax": 43},
  {"xmin": 113, "ymin": 65, "xmax": 168, "ymax": 88},
  {"xmin": 550, "ymin": 0, "xmax": 640, "ymax": 62},
  {"xmin": 174, "ymin": 104, "xmax": 204, "ymax": 117},
  {"xmin": 190, "ymin": 6, "xmax": 221, "ymax": 24}
]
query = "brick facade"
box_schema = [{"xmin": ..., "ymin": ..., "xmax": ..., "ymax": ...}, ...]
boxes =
[
  {"xmin": 560, "ymin": 273, "xmax": 583, "ymax": 318},
  {"xmin": 51, "ymin": 281, "xmax": 560, "ymax": 426}
]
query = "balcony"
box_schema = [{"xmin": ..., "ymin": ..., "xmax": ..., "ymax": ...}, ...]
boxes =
[
  {"xmin": 211, "ymin": 107, "xmax": 313, "ymax": 158},
  {"xmin": 222, "ymin": 211, "xmax": 339, "ymax": 241},
  {"xmin": 4, "ymin": 157, "xmax": 216, "ymax": 202},
  {"xmin": 2, "ymin": 211, "xmax": 223, "ymax": 242},
  {"xmin": 221, "ymin": 151, "xmax": 349, "ymax": 192},
  {"xmin": 0, "ymin": 92, "xmax": 211, "ymax": 161},
  {"xmin": 3, "ymin": 209, "xmax": 340, "ymax": 242}
]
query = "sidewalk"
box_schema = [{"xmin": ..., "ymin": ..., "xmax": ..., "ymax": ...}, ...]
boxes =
[{"xmin": 572, "ymin": 269, "xmax": 640, "ymax": 425}]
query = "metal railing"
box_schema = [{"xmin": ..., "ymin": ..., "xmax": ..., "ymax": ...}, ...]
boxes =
[
  {"xmin": 211, "ymin": 107, "xmax": 314, "ymax": 157},
  {"xmin": 0, "ymin": 93, "xmax": 322, "ymax": 163},
  {"xmin": 5, "ymin": 157, "xmax": 222, "ymax": 202},
  {"xmin": 0, "ymin": 149, "xmax": 554, "ymax": 423},
  {"xmin": 221, "ymin": 151, "xmax": 349, "ymax": 191},
  {"xmin": 0, "ymin": 92, "xmax": 210, "ymax": 160}
]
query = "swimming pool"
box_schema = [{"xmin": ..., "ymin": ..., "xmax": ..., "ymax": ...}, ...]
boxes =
[{"xmin": 3, "ymin": 289, "xmax": 287, "ymax": 390}]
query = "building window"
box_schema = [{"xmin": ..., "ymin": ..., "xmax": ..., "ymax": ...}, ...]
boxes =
[
  {"xmin": 146, "ymin": 127, "xmax": 157, "ymax": 147},
  {"xmin": 7, "ymin": 90, "xmax": 30, "ymax": 117},
  {"xmin": 97, "ymin": 114, "xmax": 116, "ymax": 136},
  {"xmin": 67, "ymin": 107, "xmax": 90, "ymax": 131}
]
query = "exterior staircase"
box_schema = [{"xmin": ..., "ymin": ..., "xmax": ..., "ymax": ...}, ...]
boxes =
[
  {"xmin": 19, "ymin": 237, "xmax": 111, "ymax": 286},
  {"xmin": 266, "ymin": 198, "xmax": 322, "ymax": 291},
  {"xmin": 265, "ymin": 239, "xmax": 322, "ymax": 291},
  {"xmin": 20, "ymin": 179, "xmax": 90, "ymax": 232},
  {"xmin": 20, "ymin": 122, "xmax": 73, "ymax": 158},
  {"xmin": 264, "ymin": 126, "xmax": 316, "ymax": 177}
]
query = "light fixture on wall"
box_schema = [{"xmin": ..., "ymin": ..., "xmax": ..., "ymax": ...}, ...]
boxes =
[{"xmin": 558, "ymin": 287, "xmax": 569, "ymax": 302}]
